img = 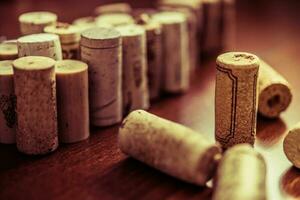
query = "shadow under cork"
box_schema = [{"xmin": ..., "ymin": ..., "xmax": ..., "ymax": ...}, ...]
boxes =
[
  {"xmin": 89, "ymin": 158, "xmax": 213, "ymax": 200},
  {"xmin": 256, "ymin": 115, "xmax": 287, "ymax": 147},
  {"xmin": 280, "ymin": 167, "xmax": 300, "ymax": 198}
]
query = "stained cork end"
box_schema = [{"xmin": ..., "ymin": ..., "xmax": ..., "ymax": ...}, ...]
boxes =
[
  {"xmin": 152, "ymin": 11, "xmax": 186, "ymax": 24},
  {"xmin": 13, "ymin": 56, "xmax": 55, "ymax": 71},
  {"xmin": 19, "ymin": 11, "xmax": 57, "ymax": 24},
  {"xmin": 284, "ymin": 127, "xmax": 300, "ymax": 168},
  {"xmin": 44, "ymin": 22, "xmax": 81, "ymax": 43},
  {"xmin": 55, "ymin": 60, "xmax": 88, "ymax": 74},
  {"xmin": 216, "ymin": 52, "xmax": 260, "ymax": 70},
  {"xmin": 0, "ymin": 60, "xmax": 13, "ymax": 75},
  {"xmin": 80, "ymin": 27, "xmax": 121, "ymax": 49}
]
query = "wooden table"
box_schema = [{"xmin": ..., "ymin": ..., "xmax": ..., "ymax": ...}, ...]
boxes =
[{"xmin": 1, "ymin": 0, "xmax": 300, "ymax": 199}]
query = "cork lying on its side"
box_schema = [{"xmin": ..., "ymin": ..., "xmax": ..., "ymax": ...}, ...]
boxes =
[
  {"xmin": 44, "ymin": 23, "xmax": 81, "ymax": 59},
  {"xmin": 94, "ymin": 3, "xmax": 132, "ymax": 15},
  {"xmin": 258, "ymin": 60, "xmax": 292, "ymax": 118},
  {"xmin": 19, "ymin": 11, "xmax": 57, "ymax": 35},
  {"xmin": 0, "ymin": 60, "xmax": 16, "ymax": 144},
  {"xmin": 95, "ymin": 13, "xmax": 134, "ymax": 27},
  {"xmin": 119, "ymin": 110, "xmax": 222, "ymax": 186},
  {"xmin": 13, "ymin": 56, "xmax": 58, "ymax": 155},
  {"xmin": 215, "ymin": 52, "xmax": 259, "ymax": 148},
  {"xmin": 283, "ymin": 122, "xmax": 300, "ymax": 168},
  {"xmin": 55, "ymin": 60, "xmax": 89, "ymax": 143},
  {"xmin": 0, "ymin": 41, "xmax": 18, "ymax": 61},
  {"xmin": 212, "ymin": 144, "xmax": 267, "ymax": 200},
  {"xmin": 17, "ymin": 33, "xmax": 63, "ymax": 60}
]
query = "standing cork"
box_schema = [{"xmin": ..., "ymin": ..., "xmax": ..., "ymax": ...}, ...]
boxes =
[
  {"xmin": 19, "ymin": 11, "xmax": 57, "ymax": 35},
  {"xmin": 81, "ymin": 28, "xmax": 122, "ymax": 126},
  {"xmin": 0, "ymin": 40, "xmax": 18, "ymax": 61},
  {"xmin": 55, "ymin": 60, "xmax": 89, "ymax": 143},
  {"xmin": 95, "ymin": 13, "xmax": 134, "ymax": 27},
  {"xmin": 73, "ymin": 16, "xmax": 97, "ymax": 32},
  {"xmin": 201, "ymin": 0, "xmax": 223, "ymax": 55},
  {"xmin": 44, "ymin": 23, "xmax": 81, "ymax": 59},
  {"xmin": 119, "ymin": 110, "xmax": 222, "ymax": 186},
  {"xmin": 136, "ymin": 15, "xmax": 163, "ymax": 100},
  {"xmin": 116, "ymin": 25, "xmax": 149, "ymax": 115},
  {"xmin": 0, "ymin": 60, "xmax": 16, "ymax": 144},
  {"xmin": 152, "ymin": 11, "xmax": 190, "ymax": 93},
  {"xmin": 283, "ymin": 122, "xmax": 300, "ymax": 169},
  {"xmin": 13, "ymin": 56, "xmax": 58, "ymax": 155},
  {"xmin": 215, "ymin": 52, "xmax": 259, "ymax": 148},
  {"xmin": 94, "ymin": 3, "xmax": 132, "ymax": 15},
  {"xmin": 212, "ymin": 144, "xmax": 267, "ymax": 200},
  {"xmin": 17, "ymin": 33, "xmax": 62, "ymax": 60},
  {"xmin": 258, "ymin": 60, "xmax": 292, "ymax": 118}
]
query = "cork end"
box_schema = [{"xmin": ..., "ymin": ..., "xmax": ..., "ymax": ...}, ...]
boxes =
[
  {"xmin": 0, "ymin": 60, "xmax": 13, "ymax": 75},
  {"xmin": 95, "ymin": 13, "xmax": 134, "ymax": 27},
  {"xmin": 115, "ymin": 24, "xmax": 145, "ymax": 37},
  {"xmin": 19, "ymin": 11, "xmax": 57, "ymax": 24},
  {"xmin": 284, "ymin": 129, "xmax": 300, "ymax": 168},
  {"xmin": 55, "ymin": 60, "xmax": 88, "ymax": 74},
  {"xmin": 17, "ymin": 33, "xmax": 59, "ymax": 43},
  {"xmin": 13, "ymin": 56, "xmax": 56, "ymax": 71},
  {"xmin": 0, "ymin": 42, "xmax": 18, "ymax": 56},
  {"xmin": 216, "ymin": 52, "xmax": 260, "ymax": 70},
  {"xmin": 152, "ymin": 11, "xmax": 186, "ymax": 24},
  {"xmin": 94, "ymin": 3, "xmax": 132, "ymax": 15}
]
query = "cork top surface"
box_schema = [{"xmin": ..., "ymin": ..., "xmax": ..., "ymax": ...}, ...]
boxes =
[
  {"xmin": 152, "ymin": 11, "xmax": 186, "ymax": 24},
  {"xmin": 216, "ymin": 52, "xmax": 260, "ymax": 69},
  {"xmin": 95, "ymin": 13, "xmax": 134, "ymax": 27},
  {"xmin": 0, "ymin": 42, "xmax": 18, "ymax": 56},
  {"xmin": 13, "ymin": 56, "xmax": 55, "ymax": 71},
  {"xmin": 283, "ymin": 129, "xmax": 300, "ymax": 168},
  {"xmin": 55, "ymin": 59, "xmax": 88, "ymax": 74},
  {"xmin": 116, "ymin": 24, "xmax": 145, "ymax": 37},
  {"xmin": 44, "ymin": 22, "xmax": 81, "ymax": 43},
  {"xmin": 19, "ymin": 11, "xmax": 57, "ymax": 24},
  {"xmin": 81, "ymin": 27, "xmax": 121, "ymax": 48},
  {"xmin": 223, "ymin": 144, "xmax": 264, "ymax": 162},
  {"xmin": 0, "ymin": 60, "xmax": 13, "ymax": 75},
  {"xmin": 73, "ymin": 16, "xmax": 95, "ymax": 25},
  {"xmin": 18, "ymin": 33, "xmax": 60, "ymax": 44},
  {"xmin": 95, "ymin": 3, "xmax": 132, "ymax": 14}
]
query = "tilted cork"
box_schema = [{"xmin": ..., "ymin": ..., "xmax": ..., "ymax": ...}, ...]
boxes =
[
  {"xmin": 119, "ymin": 110, "xmax": 222, "ymax": 186},
  {"xmin": 258, "ymin": 60, "xmax": 292, "ymax": 118},
  {"xmin": 213, "ymin": 144, "xmax": 267, "ymax": 200},
  {"xmin": 13, "ymin": 56, "xmax": 58, "ymax": 155},
  {"xmin": 0, "ymin": 60, "xmax": 17, "ymax": 144},
  {"xmin": 215, "ymin": 52, "xmax": 259, "ymax": 148},
  {"xmin": 283, "ymin": 122, "xmax": 300, "ymax": 169}
]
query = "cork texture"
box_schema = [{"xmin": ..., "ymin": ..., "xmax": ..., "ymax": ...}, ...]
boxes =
[
  {"xmin": 116, "ymin": 25, "xmax": 149, "ymax": 115},
  {"xmin": 0, "ymin": 60, "xmax": 16, "ymax": 144},
  {"xmin": 152, "ymin": 11, "xmax": 190, "ymax": 93},
  {"xmin": 118, "ymin": 110, "xmax": 222, "ymax": 186},
  {"xmin": 13, "ymin": 56, "xmax": 58, "ymax": 155},
  {"xmin": 215, "ymin": 52, "xmax": 259, "ymax": 148},
  {"xmin": 283, "ymin": 122, "xmax": 300, "ymax": 168},
  {"xmin": 55, "ymin": 60, "xmax": 89, "ymax": 143},
  {"xmin": 81, "ymin": 28, "xmax": 122, "ymax": 126},
  {"xmin": 258, "ymin": 60, "xmax": 292, "ymax": 118},
  {"xmin": 213, "ymin": 144, "xmax": 267, "ymax": 200},
  {"xmin": 0, "ymin": 41, "xmax": 18, "ymax": 60},
  {"xmin": 17, "ymin": 33, "xmax": 63, "ymax": 60}
]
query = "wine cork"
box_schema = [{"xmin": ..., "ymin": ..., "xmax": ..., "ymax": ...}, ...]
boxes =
[
  {"xmin": 136, "ymin": 15, "xmax": 163, "ymax": 101},
  {"xmin": 73, "ymin": 16, "xmax": 97, "ymax": 31},
  {"xmin": 159, "ymin": 6, "xmax": 199, "ymax": 71},
  {"xmin": 0, "ymin": 60, "xmax": 17, "ymax": 144},
  {"xmin": 212, "ymin": 144, "xmax": 267, "ymax": 200},
  {"xmin": 258, "ymin": 60, "xmax": 292, "ymax": 118},
  {"xmin": 55, "ymin": 60, "xmax": 89, "ymax": 143},
  {"xmin": 95, "ymin": 13, "xmax": 134, "ymax": 27},
  {"xmin": 215, "ymin": 52, "xmax": 259, "ymax": 148},
  {"xmin": 0, "ymin": 40, "xmax": 18, "ymax": 60},
  {"xmin": 201, "ymin": 0, "xmax": 223, "ymax": 55},
  {"xmin": 119, "ymin": 110, "xmax": 222, "ymax": 186},
  {"xmin": 116, "ymin": 25, "xmax": 149, "ymax": 115},
  {"xmin": 13, "ymin": 56, "xmax": 58, "ymax": 155},
  {"xmin": 44, "ymin": 23, "xmax": 81, "ymax": 59},
  {"xmin": 17, "ymin": 33, "xmax": 62, "ymax": 60},
  {"xmin": 283, "ymin": 122, "xmax": 300, "ymax": 168},
  {"xmin": 19, "ymin": 11, "xmax": 57, "ymax": 35},
  {"xmin": 220, "ymin": 0, "xmax": 236, "ymax": 51},
  {"xmin": 80, "ymin": 28, "xmax": 122, "ymax": 126},
  {"xmin": 94, "ymin": 3, "xmax": 132, "ymax": 15},
  {"xmin": 152, "ymin": 11, "xmax": 190, "ymax": 93}
]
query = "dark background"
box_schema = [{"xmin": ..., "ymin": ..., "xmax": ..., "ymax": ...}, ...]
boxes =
[{"xmin": 1, "ymin": 0, "xmax": 300, "ymax": 199}]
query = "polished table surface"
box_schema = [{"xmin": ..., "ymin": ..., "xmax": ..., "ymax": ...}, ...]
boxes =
[{"xmin": 1, "ymin": 0, "xmax": 300, "ymax": 199}]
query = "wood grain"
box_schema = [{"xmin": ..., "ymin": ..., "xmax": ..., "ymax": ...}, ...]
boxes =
[{"xmin": 1, "ymin": 0, "xmax": 300, "ymax": 199}]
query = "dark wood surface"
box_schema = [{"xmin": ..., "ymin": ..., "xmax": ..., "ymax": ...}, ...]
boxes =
[{"xmin": 1, "ymin": 0, "xmax": 300, "ymax": 199}]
